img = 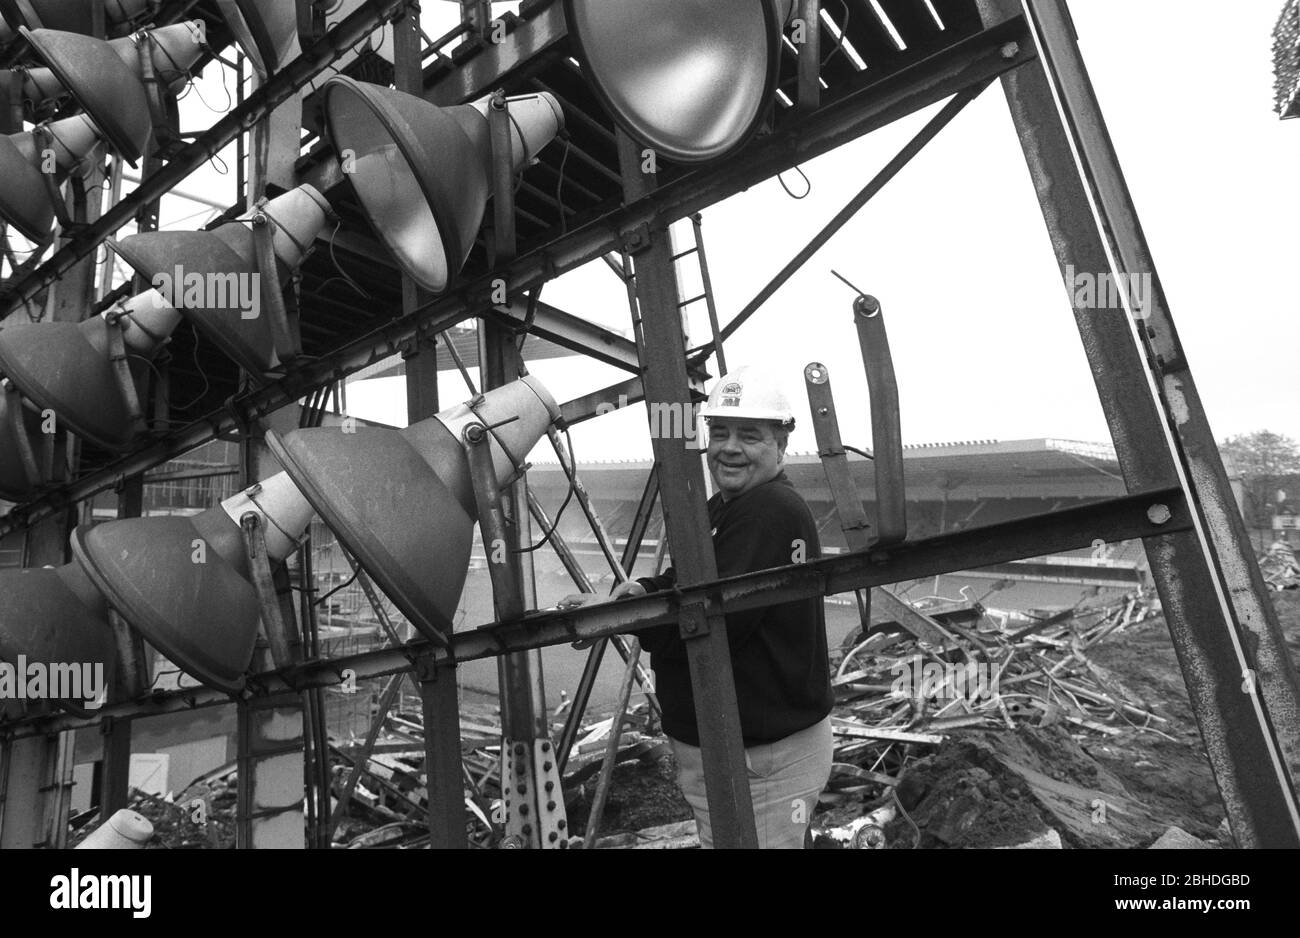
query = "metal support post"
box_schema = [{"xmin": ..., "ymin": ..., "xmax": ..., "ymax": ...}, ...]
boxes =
[
  {"xmin": 617, "ymin": 130, "xmax": 757, "ymax": 848},
  {"xmin": 390, "ymin": 4, "xmax": 468, "ymax": 848},
  {"xmin": 987, "ymin": 0, "xmax": 1300, "ymax": 845},
  {"xmin": 462, "ymin": 0, "xmax": 494, "ymax": 36},
  {"xmin": 797, "ymin": 0, "xmax": 823, "ymax": 115},
  {"xmin": 475, "ymin": 86, "xmax": 567, "ymax": 848},
  {"xmin": 804, "ymin": 362, "xmax": 952, "ymax": 647},
  {"xmin": 853, "ymin": 295, "xmax": 906, "ymax": 545},
  {"xmin": 235, "ymin": 697, "xmax": 307, "ymax": 850},
  {"xmin": 419, "ymin": 660, "xmax": 467, "ymax": 848},
  {"xmin": 100, "ymin": 609, "xmax": 147, "ymax": 813},
  {"xmin": 465, "ymin": 422, "xmax": 565, "ymax": 848},
  {"xmin": 235, "ymin": 433, "xmax": 306, "ymax": 849},
  {"xmin": 0, "ymin": 723, "xmax": 74, "ymax": 849}
]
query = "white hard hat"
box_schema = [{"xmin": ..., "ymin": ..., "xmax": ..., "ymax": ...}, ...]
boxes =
[{"xmin": 698, "ymin": 366, "xmax": 794, "ymax": 425}]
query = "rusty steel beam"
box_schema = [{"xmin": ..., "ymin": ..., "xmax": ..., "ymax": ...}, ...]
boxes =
[
  {"xmin": 853, "ymin": 295, "xmax": 906, "ymax": 545},
  {"xmin": 617, "ymin": 129, "xmax": 757, "ymax": 850},
  {"xmin": 0, "ymin": 485, "xmax": 1192, "ymax": 740},
  {"xmin": 804, "ymin": 361, "xmax": 953, "ymax": 647},
  {"xmin": 486, "ymin": 298, "xmax": 641, "ymax": 372},
  {"xmin": 988, "ymin": 0, "xmax": 1300, "ymax": 846}
]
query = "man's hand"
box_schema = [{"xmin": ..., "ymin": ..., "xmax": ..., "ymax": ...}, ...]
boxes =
[
  {"xmin": 611, "ymin": 580, "xmax": 647, "ymax": 600},
  {"xmin": 558, "ymin": 581, "xmax": 647, "ymax": 648},
  {"xmin": 556, "ymin": 581, "xmax": 646, "ymax": 610},
  {"xmin": 555, "ymin": 592, "xmax": 599, "ymax": 611}
]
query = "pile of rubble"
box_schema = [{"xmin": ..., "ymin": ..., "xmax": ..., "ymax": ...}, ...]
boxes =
[
  {"xmin": 832, "ymin": 590, "xmax": 1164, "ymax": 744},
  {"xmin": 1260, "ymin": 540, "xmax": 1300, "ymax": 590},
  {"xmin": 67, "ymin": 765, "xmax": 238, "ymax": 849},
  {"xmin": 71, "ymin": 581, "xmax": 1292, "ymax": 849}
]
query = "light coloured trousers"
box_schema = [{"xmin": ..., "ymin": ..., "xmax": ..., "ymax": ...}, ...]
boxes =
[{"xmin": 669, "ymin": 715, "xmax": 833, "ymax": 849}]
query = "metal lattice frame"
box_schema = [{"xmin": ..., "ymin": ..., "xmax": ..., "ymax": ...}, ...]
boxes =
[{"xmin": 0, "ymin": 0, "xmax": 1295, "ymax": 849}]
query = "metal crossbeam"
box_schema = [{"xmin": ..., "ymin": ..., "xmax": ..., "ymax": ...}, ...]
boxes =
[{"xmin": 0, "ymin": 487, "xmax": 1189, "ymax": 738}]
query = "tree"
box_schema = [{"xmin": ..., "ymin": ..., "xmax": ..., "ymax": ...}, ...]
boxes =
[{"xmin": 1220, "ymin": 431, "xmax": 1300, "ymax": 532}]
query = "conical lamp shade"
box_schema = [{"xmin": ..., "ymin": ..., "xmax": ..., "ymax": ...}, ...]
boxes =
[
  {"xmin": 110, "ymin": 185, "xmax": 331, "ymax": 377},
  {"xmin": 105, "ymin": 22, "xmax": 206, "ymax": 94},
  {"xmin": 562, "ymin": 0, "xmax": 790, "ymax": 163},
  {"xmin": 266, "ymin": 376, "xmax": 559, "ymax": 640},
  {"xmin": 20, "ymin": 22, "xmax": 204, "ymax": 118},
  {"xmin": 71, "ymin": 472, "xmax": 314, "ymax": 692},
  {"xmin": 219, "ymin": 0, "xmax": 299, "ymax": 73},
  {"xmin": 0, "ymin": 133, "xmax": 53, "ymax": 242},
  {"xmin": 409, "ymin": 373, "xmax": 560, "ymax": 517},
  {"xmin": 0, "ymin": 114, "xmax": 100, "ymax": 242},
  {"xmin": 0, "ymin": 291, "xmax": 179, "ymax": 451},
  {"xmin": 322, "ymin": 76, "xmax": 562, "ymax": 292},
  {"xmin": 21, "ymin": 25, "xmax": 152, "ymax": 163},
  {"xmin": 0, "ymin": 562, "xmax": 116, "ymax": 716}
]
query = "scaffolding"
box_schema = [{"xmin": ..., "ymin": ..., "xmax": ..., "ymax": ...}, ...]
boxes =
[{"xmin": 0, "ymin": 0, "xmax": 1296, "ymax": 850}]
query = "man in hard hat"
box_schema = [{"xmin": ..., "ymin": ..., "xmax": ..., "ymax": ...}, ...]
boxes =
[{"xmin": 561, "ymin": 366, "xmax": 834, "ymax": 848}]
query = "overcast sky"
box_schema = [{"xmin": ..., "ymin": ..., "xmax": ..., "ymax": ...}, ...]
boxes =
[{"xmin": 146, "ymin": 1, "xmax": 1299, "ymax": 465}]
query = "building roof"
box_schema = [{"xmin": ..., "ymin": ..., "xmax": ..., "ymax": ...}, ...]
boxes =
[{"xmin": 531, "ymin": 438, "xmax": 1124, "ymax": 502}]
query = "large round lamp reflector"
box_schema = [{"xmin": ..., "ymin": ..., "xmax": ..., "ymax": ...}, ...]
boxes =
[
  {"xmin": 267, "ymin": 427, "xmax": 475, "ymax": 641},
  {"xmin": 110, "ymin": 229, "xmax": 274, "ymax": 376},
  {"xmin": 21, "ymin": 25, "xmax": 151, "ymax": 164},
  {"xmin": 0, "ymin": 564, "xmax": 116, "ymax": 717},
  {"xmin": 71, "ymin": 515, "xmax": 260, "ymax": 693},
  {"xmin": 563, "ymin": 0, "xmax": 785, "ymax": 163},
  {"xmin": 324, "ymin": 77, "xmax": 486, "ymax": 293},
  {"xmin": 0, "ymin": 320, "xmax": 136, "ymax": 450}
]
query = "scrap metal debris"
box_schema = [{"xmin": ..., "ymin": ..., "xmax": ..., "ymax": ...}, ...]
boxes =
[
  {"xmin": 812, "ymin": 588, "xmax": 1178, "ymax": 847},
  {"xmin": 69, "ymin": 582, "xmax": 1264, "ymax": 849},
  {"xmin": 1260, "ymin": 541, "xmax": 1300, "ymax": 590}
]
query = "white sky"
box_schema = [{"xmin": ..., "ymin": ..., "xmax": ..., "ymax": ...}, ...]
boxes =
[{"xmin": 123, "ymin": 1, "xmax": 1300, "ymax": 464}]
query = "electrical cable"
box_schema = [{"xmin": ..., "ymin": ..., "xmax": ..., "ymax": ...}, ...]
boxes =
[
  {"xmin": 321, "ymin": 219, "xmax": 371, "ymax": 299},
  {"xmin": 778, "ymin": 164, "xmax": 812, "ymax": 199},
  {"xmin": 314, "ymin": 569, "xmax": 359, "ymax": 607},
  {"xmin": 515, "ymin": 426, "xmax": 578, "ymax": 554},
  {"xmin": 516, "ymin": 281, "xmax": 541, "ymax": 357},
  {"xmin": 554, "ymin": 134, "xmax": 572, "ymax": 233},
  {"xmin": 183, "ymin": 67, "xmax": 233, "ymax": 113},
  {"xmin": 822, "ymin": 0, "xmax": 852, "ymax": 67}
]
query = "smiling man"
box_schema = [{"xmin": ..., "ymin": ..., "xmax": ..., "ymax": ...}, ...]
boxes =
[{"xmin": 564, "ymin": 366, "xmax": 834, "ymax": 848}]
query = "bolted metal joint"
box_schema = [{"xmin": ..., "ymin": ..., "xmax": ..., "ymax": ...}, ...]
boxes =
[
  {"xmin": 853, "ymin": 294, "xmax": 881, "ymax": 318},
  {"xmin": 677, "ymin": 600, "xmax": 710, "ymax": 640}
]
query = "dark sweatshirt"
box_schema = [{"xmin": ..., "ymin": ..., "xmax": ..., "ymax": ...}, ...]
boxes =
[{"xmin": 632, "ymin": 472, "xmax": 834, "ymax": 747}]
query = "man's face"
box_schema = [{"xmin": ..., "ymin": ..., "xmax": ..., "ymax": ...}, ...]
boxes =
[{"xmin": 706, "ymin": 418, "xmax": 786, "ymax": 499}]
